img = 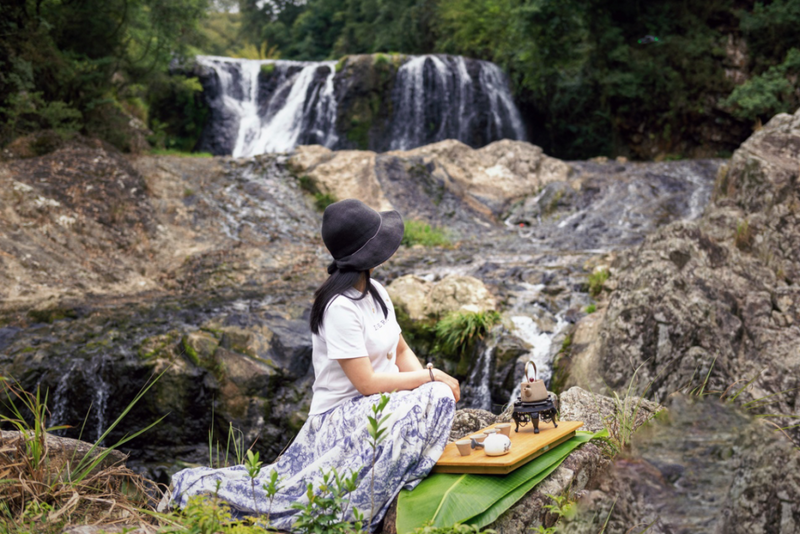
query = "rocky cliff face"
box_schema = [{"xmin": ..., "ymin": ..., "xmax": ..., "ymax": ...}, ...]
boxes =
[
  {"xmin": 571, "ymin": 110, "xmax": 799, "ymax": 420},
  {"xmin": 562, "ymin": 110, "xmax": 800, "ymax": 531}
]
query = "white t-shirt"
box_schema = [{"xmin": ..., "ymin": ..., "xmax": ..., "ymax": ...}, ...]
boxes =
[{"xmin": 309, "ymin": 281, "xmax": 402, "ymax": 415}]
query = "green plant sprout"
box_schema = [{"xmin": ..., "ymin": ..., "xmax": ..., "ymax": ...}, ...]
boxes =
[
  {"xmin": 367, "ymin": 392, "xmax": 392, "ymax": 528},
  {"xmin": 262, "ymin": 469, "xmax": 283, "ymax": 525},
  {"xmin": 594, "ymin": 365, "xmax": 655, "ymax": 457},
  {"xmin": 244, "ymin": 449, "xmax": 263, "ymax": 511}
]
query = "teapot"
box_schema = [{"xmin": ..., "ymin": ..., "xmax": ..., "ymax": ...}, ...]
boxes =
[{"xmin": 520, "ymin": 360, "xmax": 548, "ymax": 403}]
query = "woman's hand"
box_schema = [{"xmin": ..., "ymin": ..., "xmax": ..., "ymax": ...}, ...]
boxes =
[{"xmin": 432, "ymin": 368, "xmax": 460, "ymax": 402}]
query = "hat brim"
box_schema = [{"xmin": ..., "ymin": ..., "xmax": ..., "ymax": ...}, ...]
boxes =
[{"xmin": 336, "ymin": 210, "xmax": 404, "ymax": 271}]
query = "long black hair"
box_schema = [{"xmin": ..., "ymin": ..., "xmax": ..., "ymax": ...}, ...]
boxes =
[{"xmin": 310, "ymin": 269, "xmax": 388, "ymax": 334}]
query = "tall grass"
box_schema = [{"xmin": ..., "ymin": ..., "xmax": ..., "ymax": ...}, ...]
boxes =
[
  {"xmin": 402, "ymin": 220, "xmax": 451, "ymax": 248},
  {"xmin": 435, "ymin": 310, "xmax": 501, "ymax": 358},
  {"xmin": 594, "ymin": 366, "xmax": 656, "ymax": 457},
  {"xmin": 0, "ymin": 374, "xmax": 166, "ymax": 533}
]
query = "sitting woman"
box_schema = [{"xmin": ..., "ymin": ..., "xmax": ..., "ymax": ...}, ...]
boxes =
[{"xmin": 170, "ymin": 199, "xmax": 460, "ymax": 531}]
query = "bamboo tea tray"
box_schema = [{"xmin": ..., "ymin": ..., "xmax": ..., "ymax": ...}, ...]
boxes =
[{"xmin": 432, "ymin": 420, "xmax": 583, "ymax": 475}]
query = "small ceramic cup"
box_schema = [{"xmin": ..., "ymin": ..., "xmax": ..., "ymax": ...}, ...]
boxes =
[
  {"xmin": 455, "ymin": 439, "xmax": 472, "ymax": 456},
  {"xmin": 471, "ymin": 434, "xmax": 487, "ymax": 444},
  {"xmin": 483, "ymin": 428, "xmax": 498, "ymax": 436},
  {"xmin": 496, "ymin": 423, "xmax": 511, "ymax": 436}
]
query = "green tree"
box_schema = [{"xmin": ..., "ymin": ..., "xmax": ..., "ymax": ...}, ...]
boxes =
[{"xmin": 0, "ymin": 0, "xmax": 208, "ymax": 148}]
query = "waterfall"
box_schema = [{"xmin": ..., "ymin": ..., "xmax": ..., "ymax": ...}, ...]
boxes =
[
  {"xmin": 389, "ymin": 55, "xmax": 526, "ymax": 151},
  {"xmin": 463, "ymin": 336, "xmax": 499, "ymax": 412},
  {"xmin": 195, "ymin": 54, "xmax": 526, "ymax": 156},
  {"xmin": 197, "ymin": 56, "xmax": 338, "ymax": 157},
  {"xmin": 50, "ymin": 360, "xmax": 78, "ymax": 435},
  {"xmin": 48, "ymin": 355, "xmax": 110, "ymax": 443}
]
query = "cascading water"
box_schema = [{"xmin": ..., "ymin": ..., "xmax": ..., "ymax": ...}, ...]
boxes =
[
  {"xmin": 50, "ymin": 360, "xmax": 79, "ymax": 433},
  {"xmin": 195, "ymin": 54, "xmax": 526, "ymax": 156},
  {"xmin": 49, "ymin": 355, "xmax": 110, "ymax": 443},
  {"xmin": 197, "ymin": 56, "xmax": 339, "ymax": 158},
  {"xmin": 388, "ymin": 55, "xmax": 526, "ymax": 151},
  {"xmin": 463, "ymin": 336, "xmax": 499, "ymax": 412}
]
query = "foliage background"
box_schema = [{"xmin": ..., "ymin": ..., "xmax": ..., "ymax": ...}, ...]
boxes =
[{"xmin": 1, "ymin": 0, "xmax": 798, "ymax": 159}]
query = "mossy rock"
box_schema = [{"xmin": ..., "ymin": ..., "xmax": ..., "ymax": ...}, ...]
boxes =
[
  {"xmin": 27, "ymin": 307, "xmax": 77, "ymax": 324},
  {"xmin": 181, "ymin": 330, "xmax": 219, "ymax": 366},
  {"xmin": 138, "ymin": 331, "xmax": 183, "ymax": 361}
]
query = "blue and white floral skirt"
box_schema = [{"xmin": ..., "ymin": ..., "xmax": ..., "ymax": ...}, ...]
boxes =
[{"xmin": 170, "ymin": 382, "xmax": 456, "ymax": 531}]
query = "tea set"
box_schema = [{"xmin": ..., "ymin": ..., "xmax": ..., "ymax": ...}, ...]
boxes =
[{"xmin": 454, "ymin": 360, "xmax": 557, "ymax": 457}]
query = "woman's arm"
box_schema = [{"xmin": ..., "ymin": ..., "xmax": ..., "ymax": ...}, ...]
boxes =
[
  {"xmin": 337, "ymin": 337, "xmax": 461, "ymax": 401},
  {"xmin": 395, "ymin": 334, "xmax": 423, "ymax": 372}
]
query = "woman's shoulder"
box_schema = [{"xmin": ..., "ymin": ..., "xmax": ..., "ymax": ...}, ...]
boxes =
[{"xmin": 326, "ymin": 292, "xmax": 360, "ymax": 312}]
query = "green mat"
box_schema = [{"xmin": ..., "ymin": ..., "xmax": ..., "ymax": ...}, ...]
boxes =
[{"xmin": 396, "ymin": 430, "xmax": 605, "ymax": 533}]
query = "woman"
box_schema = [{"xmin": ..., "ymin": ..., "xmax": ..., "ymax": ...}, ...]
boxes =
[{"xmin": 170, "ymin": 199, "xmax": 460, "ymax": 531}]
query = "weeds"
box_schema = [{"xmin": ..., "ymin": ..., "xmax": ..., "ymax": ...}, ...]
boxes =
[
  {"xmin": 208, "ymin": 418, "xmax": 247, "ymax": 469},
  {"xmin": 585, "ymin": 303, "xmax": 596, "ymax": 314},
  {"xmin": 587, "ymin": 268, "xmax": 609, "ymax": 297},
  {"xmin": 435, "ymin": 310, "xmax": 501, "ymax": 358},
  {"xmin": 594, "ymin": 366, "xmax": 655, "ymax": 457},
  {"xmin": 402, "ymin": 220, "xmax": 451, "ymax": 248},
  {"xmin": 735, "ymin": 219, "xmax": 753, "ymax": 250},
  {"xmin": 290, "ymin": 172, "xmax": 337, "ymax": 211},
  {"xmin": 314, "ymin": 192, "xmax": 337, "ymax": 211},
  {"xmin": 0, "ymin": 375, "xmax": 164, "ymax": 533}
]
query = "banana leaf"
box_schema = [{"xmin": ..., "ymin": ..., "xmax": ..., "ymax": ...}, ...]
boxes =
[{"xmin": 396, "ymin": 430, "xmax": 603, "ymax": 533}]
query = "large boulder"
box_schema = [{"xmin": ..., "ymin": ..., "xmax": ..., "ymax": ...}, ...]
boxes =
[
  {"xmin": 566, "ymin": 394, "xmax": 800, "ymax": 534},
  {"xmin": 387, "ymin": 274, "xmax": 496, "ymax": 321},
  {"xmin": 289, "ymin": 139, "xmax": 570, "ymax": 221}
]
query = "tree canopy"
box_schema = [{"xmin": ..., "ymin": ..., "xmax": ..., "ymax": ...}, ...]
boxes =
[
  {"xmin": 237, "ymin": 0, "xmax": 800, "ymax": 158},
  {"xmin": 0, "ymin": 0, "xmax": 207, "ymax": 149}
]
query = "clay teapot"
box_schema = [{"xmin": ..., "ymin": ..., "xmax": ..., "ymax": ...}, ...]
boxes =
[{"xmin": 520, "ymin": 360, "xmax": 548, "ymax": 402}]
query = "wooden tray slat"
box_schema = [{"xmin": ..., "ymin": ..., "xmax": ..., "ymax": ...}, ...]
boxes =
[{"xmin": 433, "ymin": 420, "xmax": 584, "ymax": 475}]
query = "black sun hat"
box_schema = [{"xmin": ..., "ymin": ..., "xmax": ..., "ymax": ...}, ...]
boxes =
[{"xmin": 321, "ymin": 199, "xmax": 404, "ymax": 274}]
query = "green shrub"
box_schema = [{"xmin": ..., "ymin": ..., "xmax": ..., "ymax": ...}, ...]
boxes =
[
  {"xmin": 585, "ymin": 303, "xmax": 596, "ymax": 314},
  {"xmin": 147, "ymin": 75, "xmax": 209, "ymax": 153},
  {"xmin": 587, "ymin": 268, "xmax": 610, "ymax": 297},
  {"xmin": 435, "ymin": 310, "xmax": 501, "ymax": 360},
  {"xmin": 722, "ymin": 48, "xmax": 800, "ymax": 122},
  {"xmin": 260, "ymin": 63, "xmax": 276, "ymax": 76},
  {"xmin": 314, "ymin": 192, "xmax": 337, "ymax": 211},
  {"xmin": 402, "ymin": 220, "xmax": 451, "ymax": 247}
]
